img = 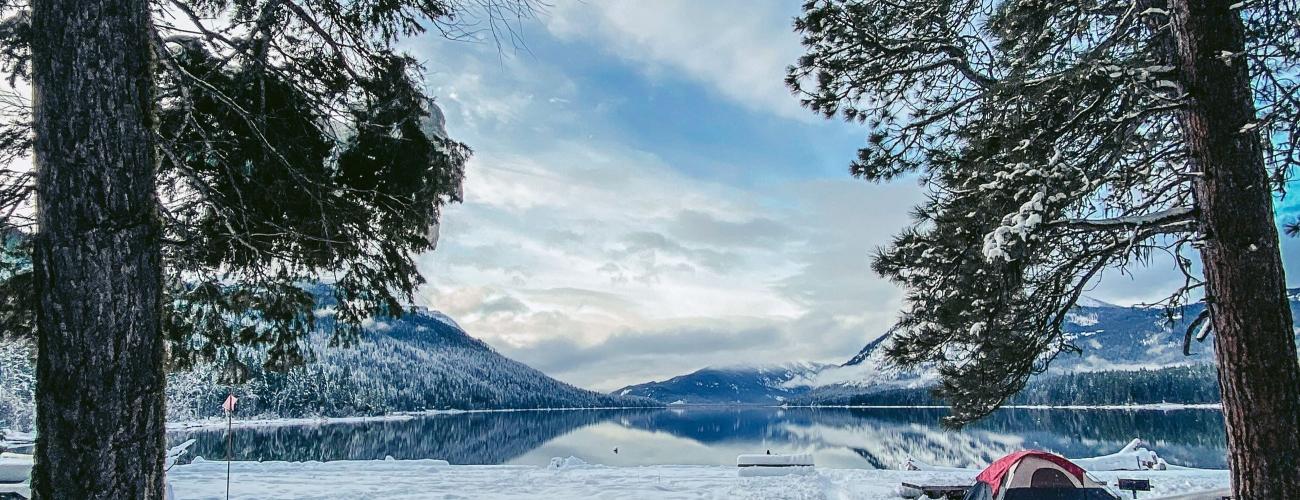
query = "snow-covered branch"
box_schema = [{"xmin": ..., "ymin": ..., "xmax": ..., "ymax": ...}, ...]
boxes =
[{"xmin": 1051, "ymin": 207, "xmax": 1195, "ymax": 231}]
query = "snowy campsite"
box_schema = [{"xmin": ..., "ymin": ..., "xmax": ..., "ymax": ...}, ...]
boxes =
[
  {"xmin": 4, "ymin": 0, "xmax": 1300, "ymax": 498},
  {"xmin": 0, "ymin": 424, "xmax": 1235, "ymax": 499}
]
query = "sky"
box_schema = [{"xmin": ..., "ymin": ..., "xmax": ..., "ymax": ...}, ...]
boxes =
[{"xmin": 403, "ymin": 1, "xmax": 1300, "ymax": 392}]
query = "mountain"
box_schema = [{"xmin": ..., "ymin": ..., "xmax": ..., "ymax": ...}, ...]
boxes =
[
  {"xmin": 795, "ymin": 291, "xmax": 1300, "ymax": 403},
  {"xmin": 2, "ymin": 297, "xmax": 656, "ymax": 430},
  {"xmin": 841, "ymin": 290, "xmax": 1300, "ymax": 375},
  {"xmin": 178, "ymin": 408, "xmax": 660, "ymax": 464},
  {"xmin": 164, "ymin": 304, "xmax": 659, "ymax": 421},
  {"xmin": 612, "ymin": 362, "xmax": 832, "ymax": 405},
  {"xmin": 619, "ymin": 291, "xmax": 1300, "ymax": 406}
]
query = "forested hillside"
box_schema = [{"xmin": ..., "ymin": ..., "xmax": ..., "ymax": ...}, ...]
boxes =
[
  {"xmin": 797, "ymin": 365, "xmax": 1222, "ymax": 407},
  {"xmin": 613, "ymin": 363, "xmax": 831, "ymax": 405},
  {"xmin": 2, "ymin": 304, "xmax": 655, "ymax": 431}
]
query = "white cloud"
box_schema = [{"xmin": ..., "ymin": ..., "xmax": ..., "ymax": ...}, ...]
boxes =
[
  {"xmin": 405, "ymin": 14, "xmax": 923, "ymax": 391},
  {"xmin": 543, "ymin": 0, "xmax": 809, "ymax": 121},
  {"xmin": 418, "ymin": 142, "xmax": 922, "ymax": 389},
  {"xmin": 404, "ymin": 4, "xmax": 1300, "ymax": 391}
]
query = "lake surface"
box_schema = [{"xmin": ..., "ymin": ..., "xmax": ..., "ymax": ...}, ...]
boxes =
[{"xmin": 167, "ymin": 407, "xmax": 1229, "ymax": 470}]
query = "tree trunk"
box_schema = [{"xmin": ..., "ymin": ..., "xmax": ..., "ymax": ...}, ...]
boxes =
[
  {"xmin": 1169, "ymin": 0, "xmax": 1300, "ymax": 497},
  {"xmin": 29, "ymin": 0, "xmax": 164, "ymax": 498}
]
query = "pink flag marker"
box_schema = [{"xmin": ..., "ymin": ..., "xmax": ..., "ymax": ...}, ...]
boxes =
[{"xmin": 222, "ymin": 394, "xmax": 238, "ymax": 414}]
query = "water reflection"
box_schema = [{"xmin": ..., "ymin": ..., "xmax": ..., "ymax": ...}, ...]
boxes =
[{"xmin": 168, "ymin": 407, "xmax": 1227, "ymax": 469}]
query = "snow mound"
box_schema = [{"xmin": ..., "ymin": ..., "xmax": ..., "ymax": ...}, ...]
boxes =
[
  {"xmin": 737, "ymin": 453, "xmax": 814, "ymax": 467},
  {"xmin": 165, "ymin": 439, "xmax": 196, "ymax": 470},
  {"xmin": 548, "ymin": 456, "xmax": 590, "ymax": 470},
  {"xmin": 904, "ymin": 439, "xmax": 1167, "ymax": 473},
  {"xmin": 738, "ymin": 466, "xmax": 816, "ymax": 477},
  {"xmin": 0, "ymin": 452, "xmax": 32, "ymax": 483},
  {"xmin": 0, "ymin": 429, "xmax": 34, "ymax": 449},
  {"xmin": 165, "ymin": 459, "xmax": 1230, "ymax": 499},
  {"xmin": 1072, "ymin": 438, "xmax": 1167, "ymax": 471},
  {"xmin": 737, "ymin": 453, "xmax": 815, "ymax": 477}
]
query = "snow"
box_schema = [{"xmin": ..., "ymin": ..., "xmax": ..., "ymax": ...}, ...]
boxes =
[
  {"xmin": 0, "ymin": 452, "xmax": 31, "ymax": 483},
  {"xmin": 807, "ymin": 402, "xmax": 1220, "ymax": 411},
  {"xmin": 1071, "ymin": 439, "xmax": 1166, "ymax": 471},
  {"xmin": 548, "ymin": 456, "xmax": 589, "ymax": 469},
  {"xmin": 1006, "ymin": 402, "xmax": 1220, "ymax": 410},
  {"xmin": 166, "ymin": 439, "xmax": 197, "ymax": 470},
  {"xmin": 981, "ymin": 192, "xmax": 1047, "ymax": 262},
  {"xmin": 165, "ymin": 459, "xmax": 1231, "ymax": 499},
  {"xmin": 361, "ymin": 317, "xmax": 392, "ymax": 332},
  {"xmin": 167, "ymin": 408, "xmax": 664, "ymax": 432},
  {"xmin": 737, "ymin": 453, "xmax": 814, "ymax": 466},
  {"xmin": 1074, "ymin": 296, "xmax": 1116, "ymax": 308},
  {"xmin": 736, "ymin": 465, "xmax": 816, "ymax": 478},
  {"xmin": 428, "ymin": 311, "xmax": 462, "ymax": 331},
  {"xmin": 0, "ymin": 429, "xmax": 34, "ymax": 449},
  {"xmin": 1066, "ymin": 313, "xmax": 1098, "ymax": 326},
  {"xmin": 908, "ymin": 439, "xmax": 1166, "ymax": 473},
  {"xmin": 166, "ymin": 414, "xmax": 424, "ymax": 432}
]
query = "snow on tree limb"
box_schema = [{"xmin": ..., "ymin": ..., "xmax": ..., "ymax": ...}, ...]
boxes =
[{"xmin": 1051, "ymin": 207, "xmax": 1196, "ymax": 230}]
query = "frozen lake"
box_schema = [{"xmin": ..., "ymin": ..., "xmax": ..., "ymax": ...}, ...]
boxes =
[{"xmin": 167, "ymin": 406, "xmax": 1228, "ymax": 470}]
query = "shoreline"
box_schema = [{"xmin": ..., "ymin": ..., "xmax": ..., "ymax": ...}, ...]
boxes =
[
  {"xmin": 164, "ymin": 459, "xmax": 1232, "ymax": 499},
  {"xmin": 789, "ymin": 402, "xmax": 1222, "ymax": 411},
  {"xmin": 161, "ymin": 402, "xmax": 1223, "ymax": 433},
  {"xmin": 163, "ymin": 406, "xmax": 667, "ymax": 432}
]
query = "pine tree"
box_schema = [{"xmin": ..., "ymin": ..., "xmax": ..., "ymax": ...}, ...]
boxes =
[
  {"xmin": 788, "ymin": 0, "xmax": 1300, "ymax": 496},
  {"xmin": 0, "ymin": 0, "xmax": 532, "ymax": 497}
]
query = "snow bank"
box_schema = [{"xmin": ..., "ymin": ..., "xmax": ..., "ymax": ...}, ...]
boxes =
[
  {"xmin": 166, "ymin": 459, "xmax": 1231, "ymax": 499},
  {"xmin": 736, "ymin": 453, "xmax": 814, "ymax": 466},
  {"xmin": 1072, "ymin": 439, "xmax": 1166, "ymax": 471},
  {"xmin": 0, "ymin": 452, "xmax": 31, "ymax": 483},
  {"xmin": 737, "ymin": 466, "xmax": 816, "ymax": 478},
  {"xmin": 736, "ymin": 453, "xmax": 815, "ymax": 477},
  {"xmin": 0, "ymin": 429, "xmax": 34, "ymax": 450},
  {"xmin": 165, "ymin": 414, "xmax": 420, "ymax": 432},
  {"xmin": 905, "ymin": 439, "xmax": 1168, "ymax": 473},
  {"xmin": 0, "ymin": 483, "xmax": 28, "ymax": 499},
  {"xmin": 547, "ymin": 456, "xmax": 589, "ymax": 469}
]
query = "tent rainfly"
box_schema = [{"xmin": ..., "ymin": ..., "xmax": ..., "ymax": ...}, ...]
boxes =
[{"xmin": 962, "ymin": 450, "xmax": 1120, "ymax": 500}]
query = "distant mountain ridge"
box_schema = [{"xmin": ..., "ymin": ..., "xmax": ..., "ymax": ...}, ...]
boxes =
[
  {"xmin": 805, "ymin": 291, "xmax": 1300, "ymax": 394},
  {"xmin": 612, "ymin": 362, "xmax": 832, "ymax": 405},
  {"xmin": 2, "ymin": 291, "xmax": 658, "ymax": 431},
  {"xmin": 165, "ymin": 302, "xmax": 658, "ymax": 421},
  {"xmin": 620, "ymin": 291, "xmax": 1300, "ymax": 406}
]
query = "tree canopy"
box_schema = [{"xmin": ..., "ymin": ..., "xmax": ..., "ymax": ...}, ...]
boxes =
[
  {"xmin": 788, "ymin": 0, "xmax": 1300, "ymax": 425},
  {"xmin": 0, "ymin": 0, "xmax": 533, "ymax": 378}
]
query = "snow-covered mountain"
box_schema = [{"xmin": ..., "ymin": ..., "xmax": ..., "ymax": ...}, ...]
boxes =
[
  {"xmin": 620, "ymin": 292, "xmax": 1300, "ymax": 406},
  {"xmin": 611, "ymin": 362, "xmax": 833, "ymax": 405},
  {"xmin": 164, "ymin": 305, "xmax": 658, "ymax": 421},
  {"xmin": 2, "ymin": 298, "xmax": 656, "ymax": 430},
  {"xmin": 796, "ymin": 291, "xmax": 1300, "ymax": 402}
]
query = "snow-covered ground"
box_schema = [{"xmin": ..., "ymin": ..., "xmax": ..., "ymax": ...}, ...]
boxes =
[
  {"xmin": 163, "ymin": 407, "xmax": 664, "ymax": 432},
  {"xmin": 796, "ymin": 403, "xmax": 1222, "ymax": 411},
  {"xmin": 165, "ymin": 414, "xmax": 431, "ymax": 432},
  {"xmin": 167, "ymin": 458, "xmax": 1230, "ymax": 500}
]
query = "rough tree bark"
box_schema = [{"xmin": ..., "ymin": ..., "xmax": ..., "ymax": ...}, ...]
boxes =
[
  {"xmin": 1169, "ymin": 0, "xmax": 1300, "ymax": 497},
  {"xmin": 29, "ymin": 0, "xmax": 165, "ymax": 498}
]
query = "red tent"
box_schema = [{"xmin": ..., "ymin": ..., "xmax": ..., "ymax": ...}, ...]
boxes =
[
  {"xmin": 976, "ymin": 451, "xmax": 1086, "ymax": 496},
  {"xmin": 963, "ymin": 450, "xmax": 1117, "ymax": 500}
]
